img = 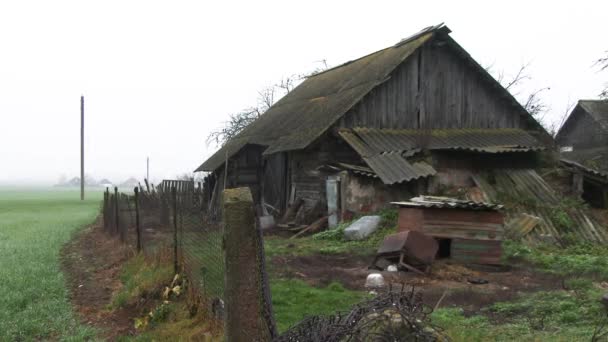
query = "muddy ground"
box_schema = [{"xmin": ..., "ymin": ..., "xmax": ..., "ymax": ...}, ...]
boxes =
[
  {"xmin": 61, "ymin": 219, "xmax": 137, "ymax": 340},
  {"xmin": 270, "ymin": 253, "xmax": 563, "ymax": 315},
  {"xmin": 62, "ymin": 221, "xmax": 565, "ymax": 340}
]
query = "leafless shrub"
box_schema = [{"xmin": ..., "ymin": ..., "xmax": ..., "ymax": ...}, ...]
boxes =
[
  {"xmin": 207, "ymin": 60, "xmax": 330, "ymax": 147},
  {"xmin": 275, "ymin": 285, "xmax": 446, "ymax": 342}
]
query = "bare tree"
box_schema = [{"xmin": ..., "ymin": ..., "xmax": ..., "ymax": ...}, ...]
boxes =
[
  {"xmin": 486, "ymin": 62, "xmax": 552, "ymax": 129},
  {"xmin": 548, "ymin": 100, "xmax": 575, "ymax": 137},
  {"xmin": 207, "ymin": 60, "xmax": 330, "ymax": 147},
  {"xmin": 596, "ymin": 52, "xmax": 608, "ymax": 98}
]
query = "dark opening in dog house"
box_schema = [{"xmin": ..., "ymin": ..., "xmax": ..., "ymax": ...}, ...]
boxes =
[{"xmin": 436, "ymin": 238, "xmax": 452, "ymax": 259}]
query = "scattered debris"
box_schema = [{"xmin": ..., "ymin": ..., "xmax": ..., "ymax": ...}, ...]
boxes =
[
  {"xmin": 365, "ymin": 273, "xmax": 386, "ymax": 289},
  {"xmin": 291, "ymin": 216, "xmax": 328, "ymax": 239},
  {"xmin": 344, "ymin": 215, "xmax": 381, "ymax": 241},
  {"xmin": 506, "ymin": 213, "xmax": 542, "ymax": 238},
  {"xmin": 281, "ymin": 198, "xmax": 304, "ymax": 223},
  {"xmin": 371, "ymin": 230, "xmax": 438, "ymax": 275},
  {"xmin": 275, "ymin": 286, "xmax": 446, "ymax": 341},
  {"xmin": 258, "ymin": 215, "xmax": 276, "ymax": 230},
  {"xmin": 386, "ymin": 265, "xmax": 398, "ymax": 272},
  {"xmin": 467, "ymin": 278, "xmax": 490, "ymax": 285}
]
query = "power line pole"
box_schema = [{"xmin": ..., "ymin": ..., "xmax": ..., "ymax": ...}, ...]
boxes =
[
  {"xmin": 146, "ymin": 157, "xmax": 149, "ymax": 182},
  {"xmin": 80, "ymin": 95, "xmax": 85, "ymax": 201}
]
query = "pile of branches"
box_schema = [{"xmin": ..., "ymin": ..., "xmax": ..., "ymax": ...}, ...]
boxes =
[{"xmin": 275, "ymin": 285, "xmax": 447, "ymax": 342}]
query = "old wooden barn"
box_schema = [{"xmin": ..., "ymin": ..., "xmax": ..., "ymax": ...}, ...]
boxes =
[
  {"xmin": 196, "ymin": 24, "xmax": 551, "ymax": 224},
  {"xmin": 556, "ymin": 99, "xmax": 608, "ymax": 208}
]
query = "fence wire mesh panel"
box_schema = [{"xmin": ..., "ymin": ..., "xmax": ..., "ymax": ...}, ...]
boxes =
[
  {"xmin": 176, "ymin": 189, "xmax": 226, "ymax": 314},
  {"xmin": 101, "ymin": 182, "xmax": 282, "ymax": 340}
]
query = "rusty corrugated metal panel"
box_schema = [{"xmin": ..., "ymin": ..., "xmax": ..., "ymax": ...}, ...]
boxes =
[
  {"xmin": 350, "ymin": 127, "xmax": 543, "ymax": 154},
  {"xmin": 451, "ymin": 239, "xmax": 502, "ymax": 265},
  {"xmin": 395, "ymin": 202, "xmax": 505, "ymax": 241},
  {"xmin": 377, "ymin": 231, "xmax": 438, "ymax": 264}
]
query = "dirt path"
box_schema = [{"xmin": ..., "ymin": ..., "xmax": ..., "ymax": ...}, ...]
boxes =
[{"xmin": 61, "ymin": 219, "xmax": 136, "ymax": 340}]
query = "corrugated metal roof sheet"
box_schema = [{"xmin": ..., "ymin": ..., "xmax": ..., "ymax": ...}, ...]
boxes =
[
  {"xmin": 474, "ymin": 169, "xmax": 608, "ymax": 244},
  {"xmin": 338, "ymin": 130, "xmax": 437, "ymax": 184},
  {"xmin": 348, "ymin": 128, "xmax": 543, "ymax": 154},
  {"xmin": 392, "ymin": 196, "xmax": 503, "ymax": 211},
  {"xmin": 363, "ymin": 153, "xmax": 436, "ymax": 185},
  {"xmin": 560, "ymin": 158, "xmax": 608, "ymax": 183},
  {"xmin": 336, "ymin": 163, "xmax": 377, "ymax": 178},
  {"xmin": 561, "ymin": 147, "xmax": 608, "ymax": 175}
]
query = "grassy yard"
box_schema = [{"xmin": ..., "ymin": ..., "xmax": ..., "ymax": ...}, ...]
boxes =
[
  {"xmin": 430, "ymin": 240, "xmax": 608, "ymax": 341},
  {"xmin": 0, "ymin": 188, "xmax": 101, "ymax": 341},
  {"xmin": 271, "ymin": 279, "xmax": 368, "ymax": 332}
]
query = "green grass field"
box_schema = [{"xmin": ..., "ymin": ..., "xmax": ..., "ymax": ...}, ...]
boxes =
[{"xmin": 0, "ymin": 188, "xmax": 101, "ymax": 341}]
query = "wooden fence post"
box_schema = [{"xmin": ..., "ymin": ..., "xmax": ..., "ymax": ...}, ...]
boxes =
[
  {"xmin": 134, "ymin": 187, "xmax": 142, "ymax": 252},
  {"xmin": 172, "ymin": 186, "xmax": 178, "ymax": 274},
  {"xmin": 114, "ymin": 187, "xmax": 120, "ymax": 237},
  {"xmin": 103, "ymin": 188, "xmax": 109, "ymax": 230},
  {"xmin": 223, "ymin": 187, "xmax": 272, "ymax": 342}
]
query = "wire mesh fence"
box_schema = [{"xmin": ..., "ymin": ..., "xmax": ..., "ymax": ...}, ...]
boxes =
[{"xmin": 101, "ymin": 181, "xmax": 278, "ymax": 340}]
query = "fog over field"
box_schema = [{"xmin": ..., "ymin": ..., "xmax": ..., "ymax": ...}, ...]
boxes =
[{"xmin": 0, "ymin": 0, "xmax": 606, "ymax": 185}]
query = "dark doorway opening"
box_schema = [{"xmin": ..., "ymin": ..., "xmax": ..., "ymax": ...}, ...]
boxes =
[
  {"xmin": 582, "ymin": 180, "xmax": 607, "ymax": 209},
  {"xmin": 436, "ymin": 238, "xmax": 452, "ymax": 259}
]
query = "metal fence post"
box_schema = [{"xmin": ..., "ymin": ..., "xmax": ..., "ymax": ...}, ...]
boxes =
[
  {"xmin": 172, "ymin": 186, "xmax": 178, "ymax": 274},
  {"xmin": 223, "ymin": 187, "xmax": 272, "ymax": 341},
  {"xmin": 114, "ymin": 187, "xmax": 120, "ymax": 237},
  {"xmin": 134, "ymin": 187, "xmax": 142, "ymax": 253}
]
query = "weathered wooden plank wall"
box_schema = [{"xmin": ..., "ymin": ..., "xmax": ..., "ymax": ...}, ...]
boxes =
[
  {"xmin": 337, "ymin": 41, "xmax": 527, "ymax": 131},
  {"xmin": 556, "ymin": 106, "xmax": 608, "ymax": 149},
  {"xmin": 286, "ymin": 135, "xmax": 361, "ymax": 210},
  {"xmin": 262, "ymin": 152, "xmax": 287, "ymax": 211}
]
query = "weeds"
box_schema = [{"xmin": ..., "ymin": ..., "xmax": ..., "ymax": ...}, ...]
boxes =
[
  {"xmin": 110, "ymin": 254, "xmax": 173, "ymax": 309},
  {"xmin": 503, "ymin": 240, "xmax": 608, "ymax": 280}
]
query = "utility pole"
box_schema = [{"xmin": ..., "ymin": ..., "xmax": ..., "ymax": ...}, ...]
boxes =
[
  {"xmin": 80, "ymin": 95, "xmax": 85, "ymax": 201},
  {"xmin": 146, "ymin": 157, "xmax": 149, "ymax": 182}
]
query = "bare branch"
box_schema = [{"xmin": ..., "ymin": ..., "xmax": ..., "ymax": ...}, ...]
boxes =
[
  {"xmin": 504, "ymin": 63, "xmax": 532, "ymax": 91},
  {"xmin": 596, "ymin": 51, "xmax": 608, "ymax": 98},
  {"xmin": 258, "ymin": 86, "xmax": 275, "ymax": 112},
  {"xmin": 547, "ymin": 100, "xmax": 575, "ymax": 137},
  {"xmin": 206, "ymin": 59, "xmax": 331, "ymax": 147}
]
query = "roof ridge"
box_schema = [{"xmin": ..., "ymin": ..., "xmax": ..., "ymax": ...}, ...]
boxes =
[{"xmin": 308, "ymin": 24, "xmax": 446, "ymax": 78}]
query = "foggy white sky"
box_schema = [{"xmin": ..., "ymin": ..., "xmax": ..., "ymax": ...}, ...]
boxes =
[{"xmin": 0, "ymin": 0, "xmax": 606, "ymax": 185}]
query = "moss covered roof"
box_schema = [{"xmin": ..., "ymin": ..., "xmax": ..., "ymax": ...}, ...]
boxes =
[{"xmin": 196, "ymin": 26, "xmax": 442, "ymax": 172}]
